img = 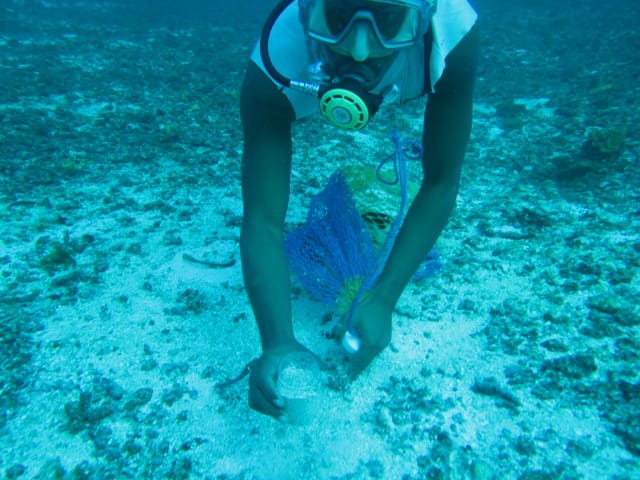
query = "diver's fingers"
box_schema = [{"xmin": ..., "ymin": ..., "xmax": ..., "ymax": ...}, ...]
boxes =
[
  {"xmin": 249, "ymin": 381, "xmax": 285, "ymax": 418},
  {"xmin": 349, "ymin": 346, "xmax": 375, "ymax": 379}
]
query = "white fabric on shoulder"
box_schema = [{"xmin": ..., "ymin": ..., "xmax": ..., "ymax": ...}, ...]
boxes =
[{"xmin": 428, "ymin": 0, "xmax": 478, "ymax": 92}]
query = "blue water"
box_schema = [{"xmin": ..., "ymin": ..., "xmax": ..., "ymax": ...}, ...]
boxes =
[{"xmin": 0, "ymin": 1, "xmax": 638, "ymax": 479}]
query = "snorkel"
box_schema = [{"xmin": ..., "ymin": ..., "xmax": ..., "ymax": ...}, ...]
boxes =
[{"xmin": 260, "ymin": 0, "xmax": 394, "ymax": 130}]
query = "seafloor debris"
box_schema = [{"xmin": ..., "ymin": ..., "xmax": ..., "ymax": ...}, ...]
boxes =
[{"xmin": 471, "ymin": 376, "xmax": 521, "ymax": 411}]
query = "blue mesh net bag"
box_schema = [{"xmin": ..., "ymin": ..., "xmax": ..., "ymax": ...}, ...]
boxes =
[
  {"xmin": 285, "ymin": 130, "xmax": 441, "ymax": 316},
  {"xmin": 285, "ymin": 172, "xmax": 378, "ymax": 314}
]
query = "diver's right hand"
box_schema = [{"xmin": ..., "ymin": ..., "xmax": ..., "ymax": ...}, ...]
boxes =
[{"xmin": 248, "ymin": 340, "xmax": 310, "ymax": 419}]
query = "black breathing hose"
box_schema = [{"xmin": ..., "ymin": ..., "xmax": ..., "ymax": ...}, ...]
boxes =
[{"xmin": 259, "ymin": 0, "xmax": 295, "ymax": 88}]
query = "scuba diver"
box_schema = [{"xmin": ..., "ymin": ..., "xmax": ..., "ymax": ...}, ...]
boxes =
[{"xmin": 240, "ymin": 0, "xmax": 479, "ymax": 418}]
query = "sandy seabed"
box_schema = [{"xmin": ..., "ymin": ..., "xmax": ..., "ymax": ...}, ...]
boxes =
[{"xmin": 1, "ymin": 1, "xmax": 639, "ymax": 479}]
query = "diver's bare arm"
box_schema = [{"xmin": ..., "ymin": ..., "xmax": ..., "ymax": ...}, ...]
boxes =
[
  {"xmin": 240, "ymin": 62, "xmax": 296, "ymax": 350},
  {"xmin": 373, "ymin": 24, "xmax": 480, "ymax": 307}
]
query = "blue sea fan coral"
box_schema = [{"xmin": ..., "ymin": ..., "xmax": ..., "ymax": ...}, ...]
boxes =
[{"xmin": 285, "ymin": 172, "xmax": 378, "ymax": 307}]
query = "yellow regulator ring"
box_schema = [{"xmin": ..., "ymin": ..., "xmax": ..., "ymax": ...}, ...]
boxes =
[{"xmin": 319, "ymin": 88, "xmax": 370, "ymax": 130}]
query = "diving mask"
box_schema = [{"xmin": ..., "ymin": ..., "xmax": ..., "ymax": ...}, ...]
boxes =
[{"xmin": 300, "ymin": 0, "xmax": 433, "ymax": 54}]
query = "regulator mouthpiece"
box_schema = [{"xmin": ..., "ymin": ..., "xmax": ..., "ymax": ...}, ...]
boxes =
[
  {"xmin": 318, "ymin": 76, "xmax": 383, "ymax": 130},
  {"xmin": 320, "ymin": 88, "xmax": 370, "ymax": 130}
]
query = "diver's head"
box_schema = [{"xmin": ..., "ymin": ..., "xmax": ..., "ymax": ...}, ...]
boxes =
[
  {"xmin": 258, "ymin": 0, "xmax": 435, "ymax": 129},
  {"xmin": 300, "ymin": 0, "xmax": 433, "ymax": 62}
]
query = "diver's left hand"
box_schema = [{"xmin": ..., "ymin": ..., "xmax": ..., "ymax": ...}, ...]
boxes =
[{"xmin": 345, "ymin": 296, "xmax": 393, "ymax": 378}]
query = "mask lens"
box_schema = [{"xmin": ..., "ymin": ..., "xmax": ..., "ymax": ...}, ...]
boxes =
[
  {"xmin": 323, "ymin": 2, "xmax": 359, "ymax": 36},
  {"xmin": 371, "ymin": 4, "xmax": 408, "ymax": 40}
]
